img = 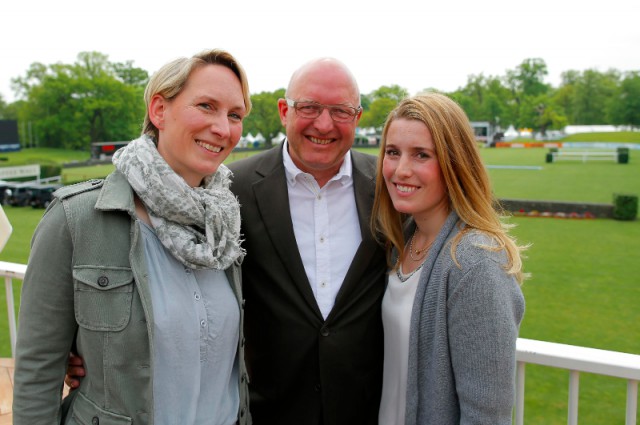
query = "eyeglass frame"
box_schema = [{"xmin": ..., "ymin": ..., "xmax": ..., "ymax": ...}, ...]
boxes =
[{"xmin": 285, "ymin": 98, "xmax": 362, "ymax": 123}]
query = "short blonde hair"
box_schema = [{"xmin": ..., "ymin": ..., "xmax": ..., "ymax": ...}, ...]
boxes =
[
  {"xmin": 142, "ymin": 49, "xmax": 251, "ymax": 139},
  {"xmin": 371, "ymin": 93, "xmax": 526, "ymax": 283}
]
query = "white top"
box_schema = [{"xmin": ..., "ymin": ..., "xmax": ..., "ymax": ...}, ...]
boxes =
[
  {"xmin": 282, "ymin": 141, "xmax": 362, "ymax": 319},
  {"xmin": 378, "ymin": 263, "xmax": 423, "ymax": 425},
  {"xmin": 140, "ymin": 221, "xmax": 240, "ymax": 425}
]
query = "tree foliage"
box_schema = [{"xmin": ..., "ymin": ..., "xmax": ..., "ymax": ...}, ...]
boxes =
[
  {"xmin": 0, "ymin": 94, "xmax": 6, "ymax": 118},
  {"xmin": 445, "ymin": 58, "xmax": 639, "ymax": 134},
  {"xmin": 243, "ymin": 89, "xmax": 286, "ymax": 147},
  {"xmin": 3, "ymin": 54, "xmax": 639, "ymax": 147},
  {"xmin": 608, "ymin": 71, "xmax": 640, "ymax": 128},
  {"xmin": 9, "ymin": 52, "xmax": 147, "ymax": 150},
  {"xmin": 358, "ymin": 85, "xmax": 409, "ymax": 130},
  {"xmin": 358, "ymin": 98, "xmax": 397, "ymax": 129}
]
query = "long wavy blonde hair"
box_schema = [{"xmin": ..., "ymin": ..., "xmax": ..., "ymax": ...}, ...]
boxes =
[{"xmin": 370, "ymin": 93, "xmax": 527, "ymax": 283}]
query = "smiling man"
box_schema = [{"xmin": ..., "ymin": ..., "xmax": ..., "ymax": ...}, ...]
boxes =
[{"xmin": 228, "ymin": 58, "xmax": 387, "ymax": 425}]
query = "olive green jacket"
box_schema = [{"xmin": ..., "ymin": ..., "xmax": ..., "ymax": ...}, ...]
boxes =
[{"xmin": 13, "ymin": 171, "xmax": 250, "ymax": 425}]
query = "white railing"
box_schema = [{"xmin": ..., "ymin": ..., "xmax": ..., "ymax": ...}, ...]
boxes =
[
  {"xmin": 516, "ymin": 338, "xmax": 639, "ymax": 425},
  {"xmin": 1, "ymin": 260, "xmax": 26, "ymax": 357},
  {"xmin": 1, "ymin": 261, "xmax": 639, "ymax": 423}
]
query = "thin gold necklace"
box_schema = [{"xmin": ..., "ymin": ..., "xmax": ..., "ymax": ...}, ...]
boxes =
[{"xmin": 409, "ymin": 227, "xmax": 433, "ymax": 262}]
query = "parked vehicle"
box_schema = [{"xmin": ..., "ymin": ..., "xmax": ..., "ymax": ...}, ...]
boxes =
[
  {"xmin": 3, "ymin": 182, "xmax": 34, "ymax": 207},
  {"xmin": 29, "ymin": 184, "xmax": 62, "ymax": 208},
  {"xmin": 0, "ymin": 181, "xmax": 11, "ymax": 205}
]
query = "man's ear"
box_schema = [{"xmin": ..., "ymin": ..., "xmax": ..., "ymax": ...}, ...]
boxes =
[
  {"xmin": 355, "ymin": 107, "xmax": 363, "ymax": 125},
  {"xmin": 148, "ymin": 94, "xmax": 167, "ymax": 130},
  {"xmin": 277, "ymin": 98, "xmax": 288, "ymax": 127}
]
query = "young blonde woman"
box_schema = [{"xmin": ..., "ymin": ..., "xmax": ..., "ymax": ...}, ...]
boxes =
[
  {"xmin": 13, "ymin": 49, "xmax": 252, "ymax": 425},
  {"xmin": 372, "ymin": 93, "xmax": 526, "ymax": 425}
]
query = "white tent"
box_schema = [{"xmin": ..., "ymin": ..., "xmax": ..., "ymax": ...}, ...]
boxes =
[{"xmin": 504, "ymin": 125, "xmax": 519, "ymax": 141}]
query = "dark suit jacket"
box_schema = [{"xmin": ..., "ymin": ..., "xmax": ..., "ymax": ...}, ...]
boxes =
[{"xmin": 229, "ymin": 146, "xmax": 386, "ymax": 425}]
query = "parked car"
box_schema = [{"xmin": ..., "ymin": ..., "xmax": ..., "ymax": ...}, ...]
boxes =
[
  {"xmin": 3, "ymin": 182, "xmax": 35, "ymax": 207},
  {"xmin": 0, "ymin": 181, "xmax": 11, "ymax": 205},
  {"xmin": 29, "ymin": 183, "xmax": 62, "ymax": 208}
]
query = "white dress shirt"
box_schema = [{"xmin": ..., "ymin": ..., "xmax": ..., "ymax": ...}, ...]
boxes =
[{"xmin": 282, "ymin": 141, "xmax": 362, "ymax": 319}]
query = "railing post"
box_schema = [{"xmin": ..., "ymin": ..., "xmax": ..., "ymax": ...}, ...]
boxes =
[
  {"xmin": 568, "ymin": 370, "xmax": 580, "ymax": 425},
  {"xmin": 4, "ymin": 276, "xmax": 17, "ymax": 357},
  {"xmin": 515, "ymin": 361, "xmax": 525, "ymax": 425},
  {"xmin": 627, "ymin": 379, "xmax": 638, "ymax": 425}
]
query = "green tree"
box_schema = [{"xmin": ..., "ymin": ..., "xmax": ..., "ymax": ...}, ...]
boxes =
[
  {"xmin": 448, "ymin": 74, "xmax": 512, "ymax": 127},
  {"xmin": 368, "ymin": 85, "xmax": 408, "ymax": 103},
  {"xmin": 531, "ymin": 95, "xmax": 568, "ymax": 135},
  {"xmin": 506, "ymin": 58, "xmax": 550, "ymax": 101},
  {"xmin": 1, "ymin": 100, "xmax": 21, "ymax": 121},
  {"xmin": 0, "ymin": 94, "xmax": 7, "ymax": 118},
  {"xmin": 609, "ymin": 71, "xmax": 640, "ymax": 128},
  {"xmin": 243, "ymin": 89, "xmax": 285, "ymax": 147},
  {"xmin": 358, "ymin": 98, "xmax": 396, "ymax": 129},
  {"xmin": 358, "ymin": 85, "xmax": 408, "ymax": 130},
  {"xmin": 111, "ymin": 60, "xmax": 149, "ymax": 87},
  {"xmin": 503, "ymin": 58, "xmax": 551, "ymax": 129},
  {"xmin": 10, "ymin": 52, "xmax": 146, "ymax": 149},
  {"xmin": 554, "ymin": 70, "xmax": 581, "ymax": 120},
  {"xmin": 571, "ymin": 69, "xmax": 619, "ymax": 124}
]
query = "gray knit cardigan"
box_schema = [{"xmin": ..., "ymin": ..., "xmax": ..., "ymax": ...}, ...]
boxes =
[{"xmin": 403, "ymin": 212, "xmax": 525, "ymax": 424}]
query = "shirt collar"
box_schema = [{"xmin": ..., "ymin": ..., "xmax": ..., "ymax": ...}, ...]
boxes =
[{"xmin": 282, "ymin": 139, "xmax": 353, "ymax": 187}]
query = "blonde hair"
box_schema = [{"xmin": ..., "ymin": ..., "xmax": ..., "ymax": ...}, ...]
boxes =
[
  {"xmin": 371, "ymin": 93, "xmax": 527, "ymax": 283},
  {"xmin": 142, "ymin": 48, "xmax": 252, "ymax": 139}
]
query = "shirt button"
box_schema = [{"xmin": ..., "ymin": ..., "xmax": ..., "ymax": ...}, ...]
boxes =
[
  {"xmin": 184, "ymin": 268, "xmax": 191, "ymax": 274},
  {"xmin": 320, "ymin": 281, "xmax": 326, "ymax": 288},
  {"xmin": 194, "ymin": 293, "xmax": 201, "ymax": 301},
  {"xmin": 317, "ymin": 194, "xmax": 322, "ymax": 200},
  {"xmin": 97, "ymin": 276, "xmax": 109, "ymax": 287},
  {"xmin": 200, "ymin": 319, "xmax": 206, "ymax": 327},
  {"xmin": 319, "ymin": 236, "xmax": 325, "ymax": 243},
  {"xmin": 92, "ymin": 417, "xmax": 99, "ymax": 425}
]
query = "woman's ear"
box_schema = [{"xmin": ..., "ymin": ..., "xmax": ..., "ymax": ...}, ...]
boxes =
[{"xmin": 148, "ymin": 94, "xmax": 167, "ymax": 130}]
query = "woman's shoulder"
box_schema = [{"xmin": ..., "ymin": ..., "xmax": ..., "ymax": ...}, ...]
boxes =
[
  {"xmin": 54, "ymin": 179, "xmax": 104, "ymax": 202},
  {"xmin": 446, "ymin": 229, "xmax": 507, "ymax": 271}
]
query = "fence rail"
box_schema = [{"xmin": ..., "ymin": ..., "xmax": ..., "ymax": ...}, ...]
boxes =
[
  {"xmin": 515, "ymin": 338, "xmax": 639, "ymax": 425},
  {"xmin": 1, "ymin": 261, "xmax": 639, "ymax": 423}
]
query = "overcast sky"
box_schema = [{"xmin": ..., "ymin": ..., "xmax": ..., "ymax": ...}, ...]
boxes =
[{"xmin": 3, "ymin": 0, "xmax": 639, "ymax": 104}]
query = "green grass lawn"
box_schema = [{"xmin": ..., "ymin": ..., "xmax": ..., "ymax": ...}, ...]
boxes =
[
  {"xmin": 561, "ymin": 131, "xmax": 640, "ymax": 143},
  {"xmin": 509, "ymin": 216, "xmax": 640, "ymax": 424},
  {"xmin": 0, "ymin": 147, "xmax": 89, "ymax": 166},
  {"xmin": 0, "ymin": 143, "xmax": 638, "ymax": 423}
]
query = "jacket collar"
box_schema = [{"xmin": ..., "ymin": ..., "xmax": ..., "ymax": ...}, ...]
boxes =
[{"xmin": 94, "ymin": 170, "xmax": 136, "ymax": 215}]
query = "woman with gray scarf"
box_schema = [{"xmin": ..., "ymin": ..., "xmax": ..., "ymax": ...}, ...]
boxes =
[
  {"xmin": 372, "ymin": 93, "xmax": 526, "ymax": 425},
  {"xmin": 13, "ymin": 49, "xmax": 252, "ymax": 425}
]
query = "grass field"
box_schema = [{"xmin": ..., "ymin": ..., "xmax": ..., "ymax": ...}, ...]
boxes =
[
  {"xmin": 0, "ymin": 147, "xmax": 89, "ymax": 166},
  {"xmin": 0, "ymin": 142, "xmax": 638, "ymax": 424}
]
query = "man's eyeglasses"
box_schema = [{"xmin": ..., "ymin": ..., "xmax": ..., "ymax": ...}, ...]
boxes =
[{"xmin": 286, "ymin": 98, "xmax": 362, "ymax": 123}]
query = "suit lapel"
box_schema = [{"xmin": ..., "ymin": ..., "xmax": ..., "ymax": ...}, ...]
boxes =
[
  {"xmin": 252, "ymin": 148, "xmax": 324, "ymax": 319},
  {"xmin": 330, "ymin": 151, "xmax": 381, "ymax": 319}
]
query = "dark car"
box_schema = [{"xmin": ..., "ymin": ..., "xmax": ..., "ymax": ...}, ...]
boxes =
[
  {"xmin": 0, "ymin": 181, "xmax": 11, "ymax": 205},
  {"xmin": 3, "ymin": 182, "xmax": 35, "ymax": 207},
  {"xmin": 29, "ymin": 184, "xmax": 62, "ymax": 208}
]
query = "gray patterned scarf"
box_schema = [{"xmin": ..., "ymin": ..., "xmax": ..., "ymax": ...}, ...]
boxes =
[{"xmin": 112, "ymin": 135, "xmax": 244, "ymax": 270}]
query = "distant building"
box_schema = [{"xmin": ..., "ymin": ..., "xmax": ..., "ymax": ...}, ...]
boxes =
[
  {"xmin": 470, "ymin": 121, "xmax": 496, "ymax": 146},
  {"xmin": 0, "ymin": 120, "xmax": 21, "ymax": 152},
  {"xmin": 91, "ymin": 141, "xmax": 129, "ymax": 160}
]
